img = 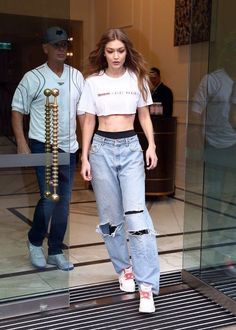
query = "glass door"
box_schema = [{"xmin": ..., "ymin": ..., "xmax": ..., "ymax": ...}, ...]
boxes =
[
  {"xmin": 0, "ymin": 10, "xmax": 74, "ymax": 318},
  {"xmin": 183, "ymin": 0, "xmax": 236, "ymax": 313}
]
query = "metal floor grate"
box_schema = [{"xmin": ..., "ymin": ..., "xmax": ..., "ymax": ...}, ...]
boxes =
[
  {"xmin": 1, "ymin": 289, "xmax": 236, "ymax": 329},
  {"xmin": 70, "ymin": 271, "xmax": 183, "ymax": 305},
  {"xmin": 191, "ymin": 268, "xmax": 236, "ymax": 301},
  {"xmin": 1, "ymin": 271, "xmax": 236, "ymax": 330}
]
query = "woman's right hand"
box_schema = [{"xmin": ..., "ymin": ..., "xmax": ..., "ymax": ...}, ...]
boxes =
[{"xmin": 80, "ymin": 158, "xmax": 92, "ymax": 181}]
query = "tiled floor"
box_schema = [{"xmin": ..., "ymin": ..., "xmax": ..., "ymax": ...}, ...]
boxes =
[
  {"xmin": 1, "ymin": 137, "xmax": 236, "ymax": 329},
  {"xmin": 0, "ymin": 160, "xmax": 184, "ymax": 301}
]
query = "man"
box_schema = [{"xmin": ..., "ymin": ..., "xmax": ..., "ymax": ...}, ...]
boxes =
[
  {"xmin": 191, "ymin": 67, "xmax": 236, "ymax": 276},
  {"xmin": 149, "ymin": 67, "xmax": 173, "ymax": 117},
  {"xmin": 11, "ymin": 26, "xmax": 84, "ymax": 271}
]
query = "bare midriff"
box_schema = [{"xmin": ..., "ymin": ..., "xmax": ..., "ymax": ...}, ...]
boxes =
[{"xmin": 97, "ymin": 113, "xmax": 136, "ymax": 132}]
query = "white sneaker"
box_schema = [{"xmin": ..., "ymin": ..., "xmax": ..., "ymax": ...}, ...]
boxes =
[
  {"xmin": 119, "ymin": 267, "xmax": 135, "ymax": 292},
  {"xmin": 224, "ymin": 257, "xmax": 236, "ymax": 277},
  {"xmin": 139, "ymin": 283, "xmax": 155, "ymax": 313}
]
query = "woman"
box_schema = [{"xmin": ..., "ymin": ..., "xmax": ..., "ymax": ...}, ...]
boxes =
[{"xmin": 78, "ymin": 28, "xmax": 160, "ymax": 313}]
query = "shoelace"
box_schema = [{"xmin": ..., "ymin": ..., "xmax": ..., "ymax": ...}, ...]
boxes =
[
  {"xmin": 140, "ymin": 291, "xmax": 151, "ymax": 299},
  {"xmin": 124, "ymin": 271, "xmax": 134, "ymax": 280},
  {"xmin": 225, "ymin": 259, "xmax": 235, "ymax": 267}
]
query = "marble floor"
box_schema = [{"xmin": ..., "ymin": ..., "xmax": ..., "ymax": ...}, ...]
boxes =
[
  {"xmin": 1, "ymin": 138, "xmax": 236, "ymax": 329},
  {"xmin": 0, "ymin": 161, "xmax": 184, "ymax": 302}
]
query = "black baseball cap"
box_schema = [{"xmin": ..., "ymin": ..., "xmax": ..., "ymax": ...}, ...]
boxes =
[{"xmin": 43, "ymin": 26, "xmax": 68, "ymax": 44}]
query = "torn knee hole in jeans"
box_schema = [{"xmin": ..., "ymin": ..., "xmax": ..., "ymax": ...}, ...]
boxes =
[
  {"xmin": 125, "ymin": 210, "xmax": 144, "ymax": 215},
  {"xmin": 129, "ymin": 229, "xmax": 149, "ymax": 236},
  {"xmin": 125, "ymin": 210, "xmax": 150, "ymax": 235},
  {"xmin": 98, "ymin": 223, "xmax": 119, "ymax": 236}
]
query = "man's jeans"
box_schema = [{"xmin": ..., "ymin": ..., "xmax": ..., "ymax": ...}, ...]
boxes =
[
  {"xmin": 28, "ymin": 139, "xmax": 76, "ymax": 255},
  {"xmin": 90, "ymin": 134, "xmax": 160, "ymax": 293}
]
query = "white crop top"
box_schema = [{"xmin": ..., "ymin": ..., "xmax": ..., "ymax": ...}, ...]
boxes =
[{"xmin": 77, "ymin": 70, "xmax": 152, "ymax": 116}]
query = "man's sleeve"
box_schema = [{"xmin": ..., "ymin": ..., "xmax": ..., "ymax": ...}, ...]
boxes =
[
  {"xmin": 77, "ymin": 79, "xmax": 96, "ymax": 115},
  {"xmin": 11, "ymin": 73, "xmax": 33, "ymax": 115}
]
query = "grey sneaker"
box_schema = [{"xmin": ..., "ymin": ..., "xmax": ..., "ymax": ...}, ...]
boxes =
[
  {"xmin": 28, "ymin": 241, "xmax": 46, "ymax": 269},
  {"xmin": 47, "ymin": 253, "xmax": 74, "ymax": 271}
]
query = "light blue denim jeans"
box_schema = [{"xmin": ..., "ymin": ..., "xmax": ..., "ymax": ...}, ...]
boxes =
[{"xmin": 90, "ymin": 133, "xmax": 160, "ymax": 293}]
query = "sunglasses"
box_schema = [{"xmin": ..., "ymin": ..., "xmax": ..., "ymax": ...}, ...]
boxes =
[{"xmin": 51, "ymin": 41, "xmax": 68, "ymax": 49}]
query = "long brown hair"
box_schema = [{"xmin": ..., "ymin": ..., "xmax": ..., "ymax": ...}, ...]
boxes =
[{"xmin": 87, "ymin": 28, "xmax": 149, "ymax": 101}]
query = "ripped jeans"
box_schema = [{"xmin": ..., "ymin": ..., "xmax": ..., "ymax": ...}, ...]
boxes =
[{"xmin": 90, "ymin": 133, "xmax": 160, "ymax": 293}]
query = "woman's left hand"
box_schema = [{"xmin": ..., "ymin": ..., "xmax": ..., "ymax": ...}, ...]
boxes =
[{"xmin": 146, "ymin": 146, "xmax": 158, "ymax": 170}]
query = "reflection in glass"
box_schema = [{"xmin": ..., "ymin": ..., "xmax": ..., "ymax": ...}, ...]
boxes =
[
  {"xmin": 184, "ymin": 0, "xmax": 236, "ymax": 305},
  {"xmin": 0, "ymin": 12, "xmax": 75, "ymax": 312}
]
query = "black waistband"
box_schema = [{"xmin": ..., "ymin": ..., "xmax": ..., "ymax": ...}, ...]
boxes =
[{"xmin": 96, "ymin": 130, "xmax": 136, "ymax": 139}]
